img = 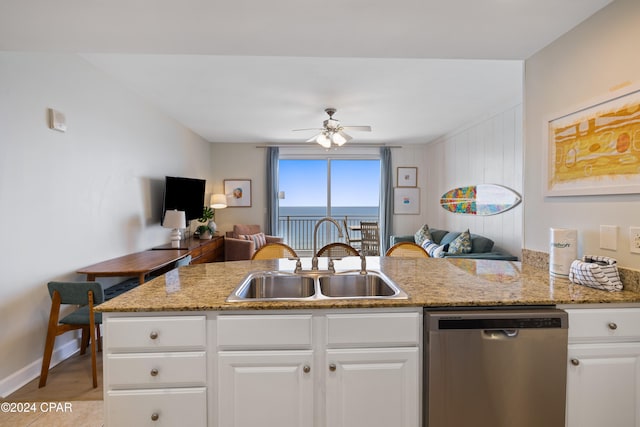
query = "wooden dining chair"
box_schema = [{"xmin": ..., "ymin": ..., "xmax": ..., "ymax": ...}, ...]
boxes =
[
  {"xmin": 39, "ymin": 281, "xmax": 104, "ymax": 388},
  {"xmin": 251, "ymin": 242, "xmax": 298, "ymax": 260},
  {"xmin": 385, "ymin": 242, "xmax": 430, "ymax": 258},
  {"xmin": 360, "ymin": 221, "xmax": 381, "ymax": 256},
  {"xmin": 317, "ymin": 242, "xmax": 360, "ymax": 258},
  {"xmin": 342, "ymin": 219, "xmax": 361, "ymax": 250}
]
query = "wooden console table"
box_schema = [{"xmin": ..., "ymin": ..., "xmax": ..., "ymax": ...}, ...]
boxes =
[
  {"xmin": 152, "ymin": 235, "xmax": 224, "ymax": 264},
  {"xmin": 78, "ymin": 249, "xmax": 189, "ymax": 285}
]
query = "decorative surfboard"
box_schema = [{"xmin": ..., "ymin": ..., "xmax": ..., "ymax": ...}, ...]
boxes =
[{"xmin": 440, "ymin": 184, "xmax": 521, "ymax": 216}]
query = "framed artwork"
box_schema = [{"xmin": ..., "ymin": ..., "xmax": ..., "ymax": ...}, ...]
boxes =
[
  {"xmin": 394, "ymin": 187, "xmax": 420, "ymax": 214},
  {"xmin": 544, "ymin": 86, "xmax": 640, "ymax": 196},
  {"xmin": 224, "ymin": 179, "xmax": 252, "ymax": 207},
  {"xmin": 397, "ymin": 167, "xmax": 418, "ymax": 187}
]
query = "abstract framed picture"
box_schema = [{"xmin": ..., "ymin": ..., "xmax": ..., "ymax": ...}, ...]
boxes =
[
  {"xmin": 544, "ymin": 87, "xmax": 640, "ymax": 196},
  {"xmin": 394, "ymin": 187, "xmax": 420, "ymax": 214},
  {"xmin": 224, "ymin": 179, "xmax": 252, "ymax": 207},
  {"xmin": 397, "ymin": 167, "xmax": 418, "ymax": 187}
]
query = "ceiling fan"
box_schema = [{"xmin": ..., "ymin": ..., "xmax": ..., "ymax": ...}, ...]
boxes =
[{"xmin": 293, "ymin": 108, "xmax": 372, "ymax": 148}]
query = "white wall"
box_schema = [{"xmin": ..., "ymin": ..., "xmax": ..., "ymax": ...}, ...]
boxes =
[
  {"xmin": 0, "ymin": 52, "xmax": 212, "ymax": 396},
  {"xmin": 392, "ymin": 105, "xmax": 524, "ymax": 258},
  {"xmin": 524, "ymin": 0, "xmax": 640, "ymax": 269}
]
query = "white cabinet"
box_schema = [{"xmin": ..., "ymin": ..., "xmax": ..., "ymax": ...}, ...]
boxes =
[
  {"xmin": 218, "ymin": 351, "xmax": 314, "ymax": 427},
  {"xmin": 565, "ymin": 308, "xmax": 640, "ymax": 427},
  {"xmin": 103, "ymin": 314, "xmax": 207, "ymax": 427},
  {"xmin": 215, "ymin": 309, "xmax": 421, "ymax": 427},
  {"xmin": 325, "ymin": 347, "xmax": 419, "ymax": 427}
]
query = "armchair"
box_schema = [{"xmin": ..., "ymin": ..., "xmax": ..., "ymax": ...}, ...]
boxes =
[{"xmin": 224, "ymin": 224, "xmax": 283, "ymax": 261}]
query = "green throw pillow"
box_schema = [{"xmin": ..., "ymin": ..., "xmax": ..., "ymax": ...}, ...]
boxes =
[
  {"xmin": 414, "ymin": 224, "xmax": 432, "ymax": 246},
  {"xmin": 448, "ymin": 229, "xmax": 472, "ymax": 254}
]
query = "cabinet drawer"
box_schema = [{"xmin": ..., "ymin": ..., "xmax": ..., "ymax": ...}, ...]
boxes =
[
  {"xmin": 107, "ymin": 387, "xmax": 206, "ymax": 427},
  {"xmin": 217, "ymin": 314, "xmax": 312, "ymax": 350},
  {"xmin": 106, "ymin": 316, "xmax": 206, "ymax": 351},
  {"xmin": 107, "ymin": 352, "xmax": 206, "ymax": 388},
  {"xmin": 567, "ymin": 308, "xmax": 640, "ymax": 341},
  {"xmin": 326, "ymin": 312, "xmax": 420, "ymax": 348}
]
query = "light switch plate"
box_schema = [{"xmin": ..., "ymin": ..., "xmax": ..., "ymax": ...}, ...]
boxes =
[
  {"xmin": 48, "ymin": 108, "xmax": 66, "ymax": 132},
  {"xmin": 600, "ymin": 225, "xmax": 618, "ymax": 250},
  {"xmin": 630, "ymin": 227, "xmax": 640, "ymax": 254}
]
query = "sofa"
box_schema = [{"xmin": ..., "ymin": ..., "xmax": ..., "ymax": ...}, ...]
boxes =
[
  {"xmin": 390, "ymin": 227, "xmax": 517, "ymax": 261},
  {"xmin": 224, "ymin": 224, "xmax": 283, "ymax": 261}
]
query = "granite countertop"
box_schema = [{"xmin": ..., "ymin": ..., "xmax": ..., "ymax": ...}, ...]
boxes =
[{"xmin": 95, "ymin": 257, "xmax": 640, "ymax": 312}]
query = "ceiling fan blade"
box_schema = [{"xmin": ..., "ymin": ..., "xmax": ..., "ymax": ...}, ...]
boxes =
[
  {"xmin": 293, "ymin": 128, "xmax": 323, "ymax": 132},
  {"xmin": 342, "ymin": 125, "xmax": 372, "ymax": 132}
]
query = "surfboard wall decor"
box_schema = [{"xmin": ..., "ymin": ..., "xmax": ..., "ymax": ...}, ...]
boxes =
[{"xmin": 440, "ymin": 184, "xmax": 521, "ymax": 215}]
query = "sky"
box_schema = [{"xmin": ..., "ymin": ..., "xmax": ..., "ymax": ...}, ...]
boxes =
[{"xmin": 279, "ymin": 159, "xmax": 380, "ymax": 207}]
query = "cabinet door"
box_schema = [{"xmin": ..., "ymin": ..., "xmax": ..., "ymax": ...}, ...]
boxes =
[
  {"xmin": 325, "ymin": 347, "xmax": 419, "ymax": 427},
  {"xmin": 218, "ymin": 350, "xmax": 314, "ymax": 427},
  {"xmin": 567, "ymin": 342, "xmax": 640, "ymax": 427}
]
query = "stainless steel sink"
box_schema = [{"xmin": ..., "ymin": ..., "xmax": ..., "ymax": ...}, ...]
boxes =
[
  {"xmin": 319, "ymin": 272, "xmax": 407, "ymax": 299},
  {"xmin": 226, "ymin": 272, "xmax": 315, "ymax": 301},
  {"xmin": 227, "ymin": 270, "xmax": 407, "ymax": 301}
]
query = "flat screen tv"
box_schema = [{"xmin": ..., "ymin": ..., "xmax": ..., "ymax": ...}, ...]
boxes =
[{"xmin": 162, "ymin": 176, "xmax": 206, "ymax": 225}]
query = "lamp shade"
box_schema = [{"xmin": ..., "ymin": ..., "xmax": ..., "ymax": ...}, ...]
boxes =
[
  {"xmin": 210, "ymin": 193, "xmax": 227, "ymax": 209},
  {"xmin": 163, "ymin": 210, "xmax": 186, "ymax": 229}
]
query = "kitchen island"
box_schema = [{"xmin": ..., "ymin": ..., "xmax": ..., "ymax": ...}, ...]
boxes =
[{"xmin": 96, "ymin": 257, "xmax": 640, "ymax": 427}]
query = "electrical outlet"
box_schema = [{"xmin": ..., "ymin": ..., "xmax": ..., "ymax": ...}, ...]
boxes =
[{"xmin": 630, "ymin": 227, "xmax": 640, "ymax": 254}]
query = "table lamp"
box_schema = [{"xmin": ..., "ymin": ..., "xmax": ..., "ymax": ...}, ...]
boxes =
[
  {"xmin": 208, "ymin": 194, "xmax": 227, "ymax": 234},
  {"xmin": 163, "ymin": 210, "xmax": 186, "ymax": 247}
]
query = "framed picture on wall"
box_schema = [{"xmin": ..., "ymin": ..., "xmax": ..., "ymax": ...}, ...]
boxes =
[
  {"xmin": 544, "ymin": 86, "xmax": 640, "ymax": 196},
  {"xmin": 394, "ymin": 187, "xmax": 420, "ymax": 214},
  {"xmin": 224, "ymin": 179, "xmax": 252, "ymax": 207},
  {"xmin": 397, "ymin": 167, "xmax": 417, "ymax": 187}
]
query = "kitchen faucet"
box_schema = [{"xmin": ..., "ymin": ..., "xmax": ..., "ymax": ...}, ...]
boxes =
[{"xmin": 311, "ymin": 217, "xmax": 343, "ymax": 270}]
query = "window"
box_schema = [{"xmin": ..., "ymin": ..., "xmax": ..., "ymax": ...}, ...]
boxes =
[{"xmin": 278, "ymin": 158, "xmax": 380, "ymax": 251}]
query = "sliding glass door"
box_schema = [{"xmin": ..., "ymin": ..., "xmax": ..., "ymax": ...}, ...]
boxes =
[{"xmin": 278, "ymin": 158, "xmax": 380, "ymax": 251}]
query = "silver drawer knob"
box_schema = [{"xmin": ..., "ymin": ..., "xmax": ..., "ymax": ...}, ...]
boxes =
[
  {"xmin": 303, "ymin": 365, "xmax": 311, "ymax": 374},
  {"xmin": 149, "ymin": 331, "xmax": 159, "ymax": 340},
  {"xmin": 571, "ymin": 359, "xmax": 580, "ymax": 366},
  {"xmin": 329, "ymin": 363, "xmax": 337, "ymax": 372},
  {"xmin": 151, "ymin": 413, "xmax": 159, "ymax": 421},
  {"xmin": 608, "ymin": 322, "xmax": 618, "ymax": 330},
  {"xmin": 150, "ymin": 368, "xmax": 159, "ymax": 377}
]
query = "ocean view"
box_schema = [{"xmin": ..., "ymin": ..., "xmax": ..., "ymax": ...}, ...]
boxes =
[{"xmin": 278, "ymin": 206, "xmax": 379, "ymax": 250}]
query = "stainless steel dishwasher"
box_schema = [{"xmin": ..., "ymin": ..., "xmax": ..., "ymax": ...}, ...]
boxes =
[{"xmin": 424, "ymin": 308, "xmax": 568, "ymax": 427}]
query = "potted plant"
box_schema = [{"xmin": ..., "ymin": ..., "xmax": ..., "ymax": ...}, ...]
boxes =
[{"xmin": 196, "ymin": 206, "xmax": 214, "ymax": 239}]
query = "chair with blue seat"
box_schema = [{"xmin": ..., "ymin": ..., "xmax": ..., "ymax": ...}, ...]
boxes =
[{"xmin": 39, "ymin": 281, "xmax": 104, "ymax": 388}]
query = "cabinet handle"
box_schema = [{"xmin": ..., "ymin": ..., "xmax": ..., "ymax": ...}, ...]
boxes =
[
  {"xmin": 149, "ymin": 331, "xmax": 159, "ymax": 340},
  {"xmin": 151, "ymin": 413, "xmax": 159, "ymax": 421},
  {"xmin": 150, "ymin": 368, "xmax": 159, "ymax": 377},
  {"xmin": 571, "ymin": 358, "xmax": 580, "ymax": 366},
  {"xmin": 608, "ymin": 322, "xmax": 618, "ymax": 330},
  {"xmin": 329, "ymin": 363, "xmax": 337, "ymax": 372},
  {"xmin": 303, "ymin": 365, "xmax": 311, "ymax": 374}
]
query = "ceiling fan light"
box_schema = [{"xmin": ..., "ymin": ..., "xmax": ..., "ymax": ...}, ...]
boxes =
[
  {"xmin": 316, "ymin": 133, "xmax": 331, "ymax": 148},
  {"xmin": 331, "ymin": 132, "xmax": 346, "ymax": 146},
  {"xmin": 333, "ymin": 131, "xmax": 352, "ymax": 146}
]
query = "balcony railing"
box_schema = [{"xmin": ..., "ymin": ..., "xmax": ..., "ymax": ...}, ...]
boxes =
[{"xmin": 278, "ymin": 215, "xmax": 378, "ymax": 253}]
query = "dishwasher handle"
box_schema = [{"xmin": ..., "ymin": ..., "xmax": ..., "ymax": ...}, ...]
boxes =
[{"xmin": 483, "ymin": 329, "xmax": 519, "ymax": 339}]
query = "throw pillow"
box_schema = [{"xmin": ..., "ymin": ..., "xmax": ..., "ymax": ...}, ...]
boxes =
[
  {"xmin": 448, "ymin": 229, "xmax": 472, "ymax": 254},
  {"xmin": 239, "ymin": 232, "xmax": 267, "ymax": 250},
  {"xmin": 414, "ymin": 224, "xmax": 432, "ymax": 246},
  {"xmin": 421, "ymin": 239, "xmax": 448, "ymax": 258}
]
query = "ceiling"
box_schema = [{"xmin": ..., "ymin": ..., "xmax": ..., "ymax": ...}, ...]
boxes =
[{"xmin": 0, "ymin": 0, "xmax": 613, "ymax": 145}]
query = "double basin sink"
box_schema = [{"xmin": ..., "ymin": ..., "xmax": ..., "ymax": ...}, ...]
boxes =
[{"xmin": 227, "ymin": 270, "xmax": 408, "ymax": 302}]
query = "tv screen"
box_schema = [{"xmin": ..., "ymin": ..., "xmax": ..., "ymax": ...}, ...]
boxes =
[{"xmin": 162, "ymin": 176, "xmax": 206, "ymax": 224}]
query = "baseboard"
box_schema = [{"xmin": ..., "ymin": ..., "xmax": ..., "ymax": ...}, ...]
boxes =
[{"xmin": 0, "ymin": 339, "xmax": 80, "ymax": 398}]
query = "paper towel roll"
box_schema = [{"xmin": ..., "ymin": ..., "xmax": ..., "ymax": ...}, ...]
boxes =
[{"xmin": 549, "ymin": 228, "xmax": 577, "ymax": 276}]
